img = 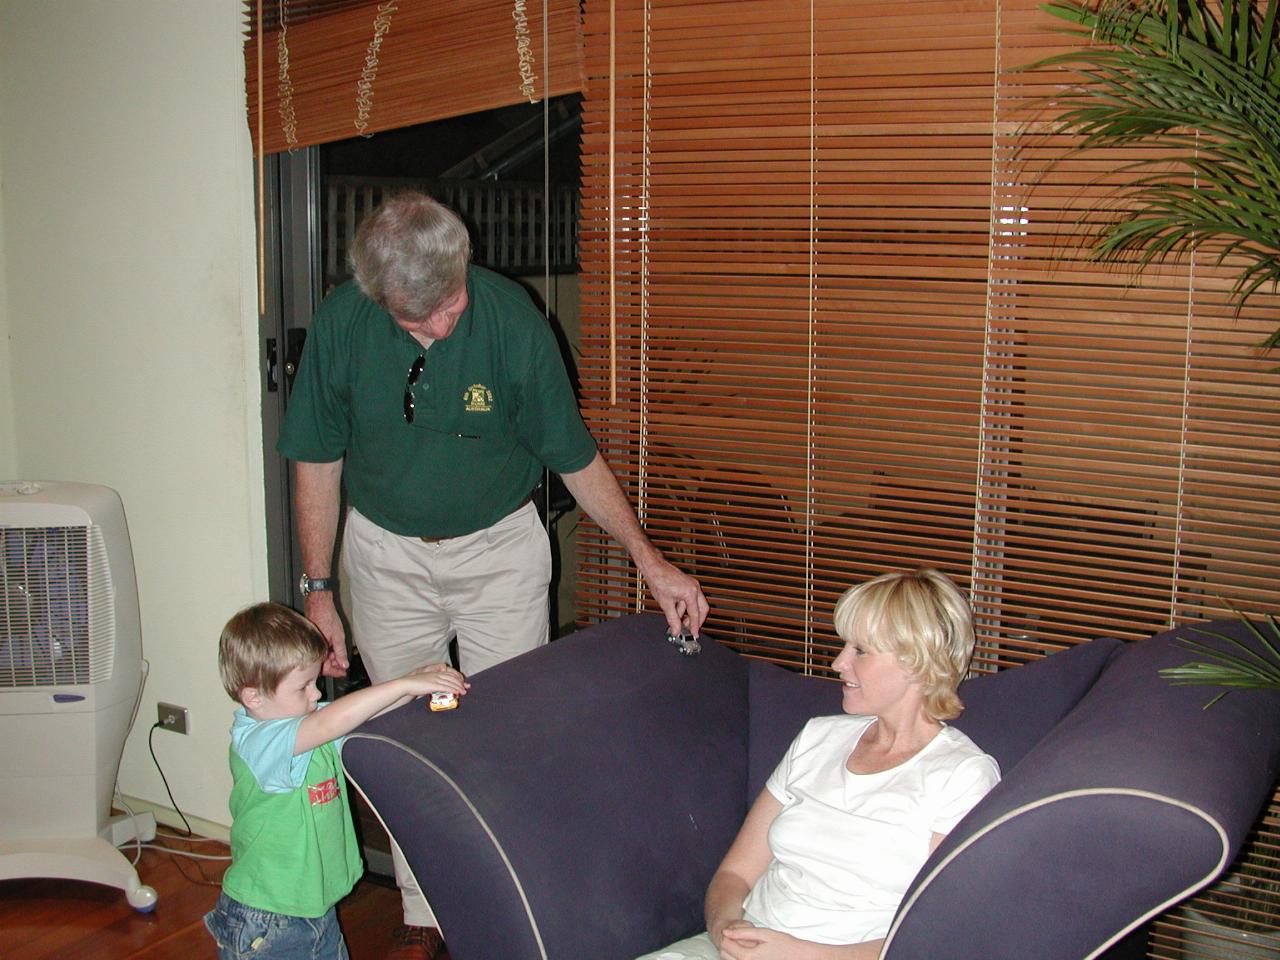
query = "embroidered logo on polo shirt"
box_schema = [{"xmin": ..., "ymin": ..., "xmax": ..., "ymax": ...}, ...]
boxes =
[
  {"xmin": 308, "ymin": 777, "xmax": 339, "ymax": 806},
  {"xmin": 463, "ymin": 383, "xmax": 494, "ymax": 412}
]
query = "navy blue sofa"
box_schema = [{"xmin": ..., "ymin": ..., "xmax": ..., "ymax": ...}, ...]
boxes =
[{"xmin": 341, "ymin": 613, "xmax": 1280, "ymax": 960}]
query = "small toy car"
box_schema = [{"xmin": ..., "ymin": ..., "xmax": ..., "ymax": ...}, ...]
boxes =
[{"xmin": 666, "ymin": 627, "xmax": 702, "ymax": 657}]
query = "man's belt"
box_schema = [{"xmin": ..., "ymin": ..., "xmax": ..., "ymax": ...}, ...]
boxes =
[{"xmin": 418, "ymin": 493, "xmax": 534, "ymax": 544}]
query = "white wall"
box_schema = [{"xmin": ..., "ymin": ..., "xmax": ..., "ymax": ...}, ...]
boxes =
[
  {"xmin": 0, "ymin": 129, "xmax": 15, "ymax": 477},
  {"xmin": 0, "ymin": 0, "xmax": 263, "ymax": 828}
]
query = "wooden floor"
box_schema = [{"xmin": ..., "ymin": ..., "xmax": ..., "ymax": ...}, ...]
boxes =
[{"xmin": 0, "ymin": 833, "xmax": 427, "ymax": 960}]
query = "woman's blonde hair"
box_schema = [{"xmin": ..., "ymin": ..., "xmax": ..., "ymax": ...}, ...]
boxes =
[
  {"xmin": 217, "ymin": 602, "xmax": 329, "ymax": 701},
  {"xmin": 832, "ymin": 567, "xmax": 975, "ymax": 721}
]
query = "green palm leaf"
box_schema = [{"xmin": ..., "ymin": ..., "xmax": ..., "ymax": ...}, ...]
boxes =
[
  {"xmin": 1021, "ymin": 0, "xmax": 1280, "ymax": 338},
  {"xmin": 1160, "ymin": 608, "xmax": 1280, "ymax": 707}
]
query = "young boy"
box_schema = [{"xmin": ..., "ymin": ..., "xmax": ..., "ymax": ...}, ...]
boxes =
[{"xmin": 205, "ymin": 601, "xmax": 469, "ymax": 960}]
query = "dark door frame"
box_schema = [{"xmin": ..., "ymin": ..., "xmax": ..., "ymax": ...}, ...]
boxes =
[{"xmin": 258, "ymin": 147, "xmax": 322, "ymax": 609}]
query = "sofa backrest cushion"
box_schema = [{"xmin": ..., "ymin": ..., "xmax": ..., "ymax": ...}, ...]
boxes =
[
  {"xmin": 747, "ymin": 659, "xmax": 842, "ymax": 800},
  {"xmin": 951, "ymin": 635, "xmax": 1124, "ymax": 772},
  {"xmin": 342, "ymin": 612, "xmax": 752, "ymax": 960},
  {"xmin": 746, "ymin": 634, "xmax": 1123, "ymax": 802}
]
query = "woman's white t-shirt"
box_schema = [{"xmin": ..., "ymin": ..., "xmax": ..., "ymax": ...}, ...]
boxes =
[{"xmin": 740, "ymin": 715, "xmax": 1000, "ymax": 946}]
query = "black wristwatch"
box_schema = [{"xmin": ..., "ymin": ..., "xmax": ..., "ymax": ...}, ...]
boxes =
[{"xmin": 299, "ymin": 573, "xmax": 337, "ymax": 598}]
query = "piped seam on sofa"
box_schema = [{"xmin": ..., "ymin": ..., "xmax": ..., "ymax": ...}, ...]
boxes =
[
  {"xmin": 343, "ymin": 733, "xmax": 549, "ymax": 960},
  {"xmin": 880, "ymin": 787, "xmax": 1229, "ymax": 960}
]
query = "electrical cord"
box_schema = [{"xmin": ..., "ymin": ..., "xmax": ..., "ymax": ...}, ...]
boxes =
[
  {"xmin": 113, "ymin": 793, "xmax": 233, "ymax": 867},
  {"xmin": 129, "ymin": 844, "xmax": 231, "ymax": 862},
  {"xmin": 146, "ymin": 720, "xmax": 223, "ymax": 885},
  {"xmin": 112, "ymin": 659, "xmax": 152, "ymax": 865},
  {"xmin": 115, "ymin": 809, "xmax": 230, "ymax": 891},
  {"xmin": 113, "ymin": 792, "xmax": 146, "ymax": 866},
  {"xmin": 147, "ymin": 721, "xmax": 196, "ymax": 838},
  {"xmin": 156, "ymin": 829, "xmax": 226, "ymax": 843},
  {"xmin": 116, "ymin": 661, "xmax": 227, "ymax": 885}
]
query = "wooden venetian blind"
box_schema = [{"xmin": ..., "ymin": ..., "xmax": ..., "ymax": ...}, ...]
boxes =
[
  {"xmin": 987, "ymin": 9, "xmax": 1280, "ymax": 957},
  {"xmin": 981, "ymin": 0, "xmax": 1280, "ymax": 666},
  {"xmin": 576, "ymin": 0, "xmax": 1280, "ymax": 670},
  {"xmin": 578, "ymin": 0, "xmax": 818, "ymax": 659},
  {"xmin": 575, "ymin": 1, "xmax": 1280, "ymax": 955},
  {"xmin": 577, "ymin": 0, "xmax": 1006, "ymax": 667},
  {"xmin": 242, "ymin": 0, "xmax": 584, "ymax": 154},
  {"xmin": 807, "ymin": 0, "xmax": 998, "ymax": 663}
]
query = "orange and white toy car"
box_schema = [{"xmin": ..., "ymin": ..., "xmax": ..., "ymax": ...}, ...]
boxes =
[{"xmin": 429, "ymin": 691, "xmax": 459, "ymax": 712}]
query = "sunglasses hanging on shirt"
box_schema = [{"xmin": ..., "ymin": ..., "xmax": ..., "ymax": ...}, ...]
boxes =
[{"xmin": 403, "ymin": 354, "xmax": 426, "ymax": 423}]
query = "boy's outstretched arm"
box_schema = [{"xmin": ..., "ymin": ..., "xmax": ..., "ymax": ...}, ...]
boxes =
[{"xmin": 294, "ymin": 664, "xmax": 469, "ymax": 754}]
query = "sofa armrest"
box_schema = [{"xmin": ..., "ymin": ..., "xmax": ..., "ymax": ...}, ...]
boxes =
[
  {"xmin": 341, "ymin": 613, "xmax": 750, "ymax": 960},
  {"xmin": 884, "ymin": 619, "xmax": 1280, "ymax": 960}
]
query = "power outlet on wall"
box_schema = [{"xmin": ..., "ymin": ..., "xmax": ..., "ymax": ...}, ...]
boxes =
[{"xmin": 157, "ymin": 702, "xmax": 189, "ymax": 735}]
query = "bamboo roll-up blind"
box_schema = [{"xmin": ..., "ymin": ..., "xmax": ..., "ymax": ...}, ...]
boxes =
[
  {"xmin": 244, "ymin": 0, "xmax": 365, "ymax": 37},
  {"xmin": 242, "ymin": 0, "xmax": 584, "ymax": 154}
]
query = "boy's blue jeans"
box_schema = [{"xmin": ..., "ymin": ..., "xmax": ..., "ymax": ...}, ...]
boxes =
[{"xmin": 204, "ymin": 892, "xmax": 350, "ymax": 960}]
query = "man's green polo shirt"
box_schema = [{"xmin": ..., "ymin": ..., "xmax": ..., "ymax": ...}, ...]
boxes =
[{"xmin": 278, "ymin": 266, "xmax": 597, "ymax": 538}]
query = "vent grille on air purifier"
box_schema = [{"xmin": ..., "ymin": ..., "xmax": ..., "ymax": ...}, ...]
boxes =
[{"xmin": 0, "ymin": 523, "xmax": 115, "ymax": 688}]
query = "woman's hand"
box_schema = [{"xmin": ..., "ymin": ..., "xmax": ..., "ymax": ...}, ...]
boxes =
[
  {"xmin": 710, "ymin": 918, "xmax": 756, "ymax": 952},
  {"xmin": 720, "ymin": 926, "xmax": 883, "ymax": 960},
  {"xmin": 719, "ymin": 925, "xmax": 799, "ymax": 959}
]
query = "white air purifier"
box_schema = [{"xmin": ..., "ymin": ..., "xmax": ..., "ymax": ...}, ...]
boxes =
[{"xmin": 0, "ymin": 481, "xmax": 157, "ymax": 910}]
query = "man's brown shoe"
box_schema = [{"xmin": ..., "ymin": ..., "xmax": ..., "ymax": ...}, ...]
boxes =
[{"xmin": 387, "ymin": 924, "xmax": 447, "ymax": 960}]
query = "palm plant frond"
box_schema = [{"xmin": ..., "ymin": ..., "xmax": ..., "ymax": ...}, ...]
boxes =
[
  {"xmin": 1020, "ymin": 0, "xmax": 1280, "ymax": 340},
  {"xmin": 1159, "ymin": 607, "xmax": 1280, "ymax": 707}
]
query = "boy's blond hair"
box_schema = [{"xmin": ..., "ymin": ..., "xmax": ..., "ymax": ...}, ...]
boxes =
[
  {"xmin": 832, "ymin": 568, "xmax": 975, "ymax": 721},
  {"xmin": 218, "ymin": 602, "xmax": 329, "ymax": 701}
]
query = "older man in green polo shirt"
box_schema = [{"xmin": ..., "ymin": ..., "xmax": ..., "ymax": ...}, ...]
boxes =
[{"xmin": 278, "ymin": 191, "xmax": 707, "ymax": 960}]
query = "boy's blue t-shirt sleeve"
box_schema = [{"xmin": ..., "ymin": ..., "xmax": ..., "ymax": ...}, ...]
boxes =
[{"xmin": 231, "ymin": 704, "xmax": 341, "ymax": 794}]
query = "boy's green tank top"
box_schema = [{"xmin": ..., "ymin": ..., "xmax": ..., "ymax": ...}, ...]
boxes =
[{"xmin": 222, "ymin": 739, "xmax": 362, "ymax": 917}]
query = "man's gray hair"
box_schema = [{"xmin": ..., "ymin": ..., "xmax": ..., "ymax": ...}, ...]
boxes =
[{"xmin": 349, "ymin": 192, "xmax": 472, "ymax": 319}]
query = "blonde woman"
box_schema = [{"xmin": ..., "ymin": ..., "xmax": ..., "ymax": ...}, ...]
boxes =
[{"xmin": 642, "ymin": 568, "xmax": 1000, "ymax": 960}]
